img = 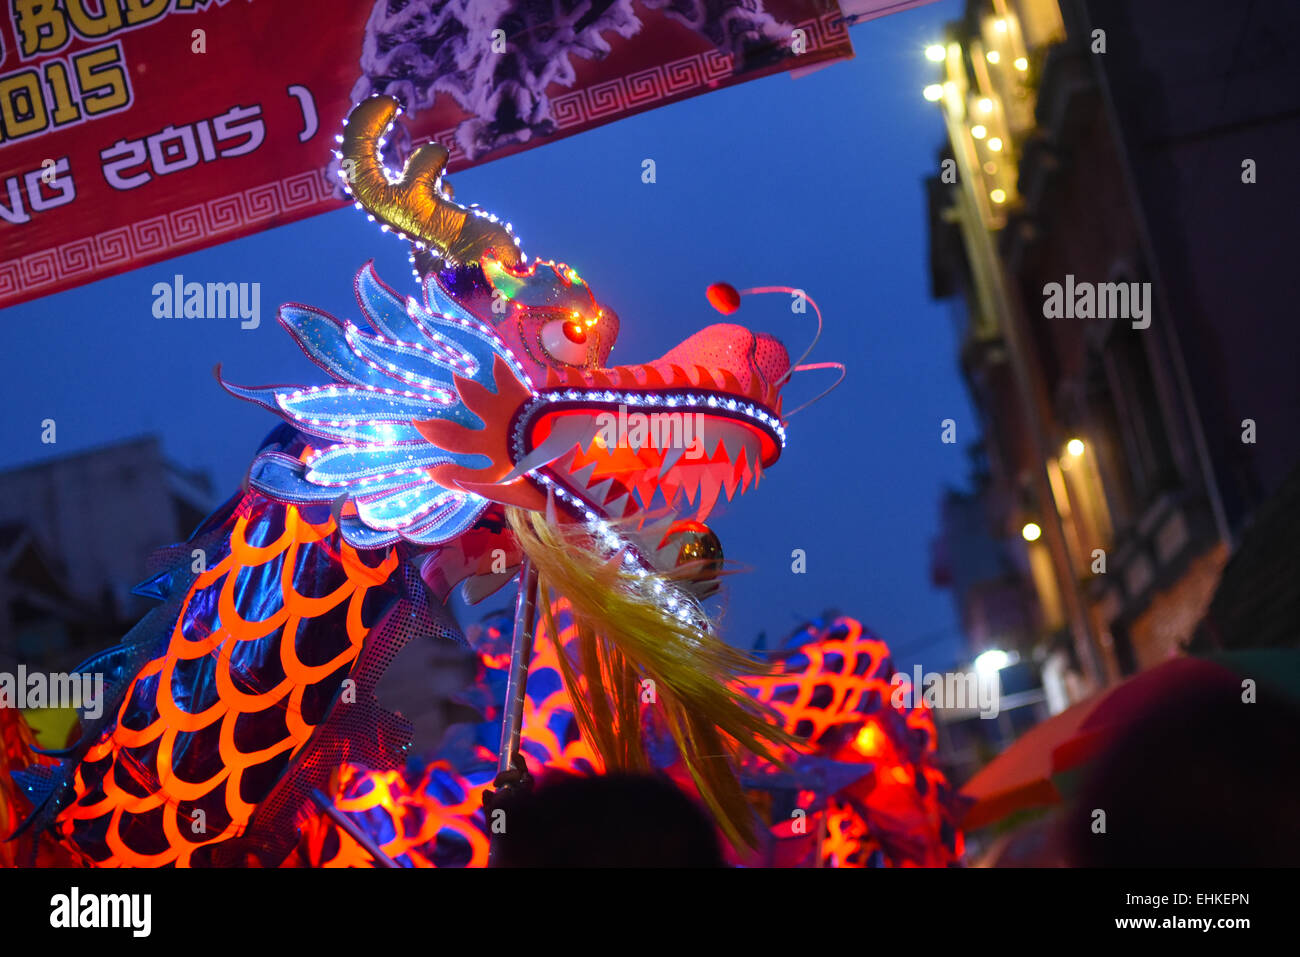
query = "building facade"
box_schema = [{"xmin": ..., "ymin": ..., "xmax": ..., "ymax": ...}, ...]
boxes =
[
  {"xmin": 0, "ymin": 436, "xmax": 214, "ymax": 673},
  {"xmin": 926, "ymin": 0, "xmax": 1300, "ymax": 697}
]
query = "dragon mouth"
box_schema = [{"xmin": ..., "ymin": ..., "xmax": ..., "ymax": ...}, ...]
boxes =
[{"xmin": 513, "ymin": 386, "xmax": 785, "ymax": 525}]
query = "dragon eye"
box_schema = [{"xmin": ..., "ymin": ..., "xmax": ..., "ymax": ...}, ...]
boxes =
[{"xmin": 541, "ymin": 317, "xmax": 589, "ymax": 365}]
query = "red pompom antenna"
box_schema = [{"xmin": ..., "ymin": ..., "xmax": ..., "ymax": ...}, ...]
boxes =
[{"xmin": 706, "ymin": 282, "xmax": 741, "ymax": 315}]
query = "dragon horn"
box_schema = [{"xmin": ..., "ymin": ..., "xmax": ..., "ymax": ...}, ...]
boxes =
[{"xmin": 340, "ymin": 95, "xmax": 522, "ymax": 267}]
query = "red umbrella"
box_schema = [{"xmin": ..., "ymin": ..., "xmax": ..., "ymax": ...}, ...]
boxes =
[{"xmin": 961, "ymin": 655, "xmax": 1245, "ymax": 830}]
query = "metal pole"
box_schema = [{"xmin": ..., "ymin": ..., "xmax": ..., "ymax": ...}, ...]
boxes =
[
  {"xmin": 310, "ymin": 787, "xmax": 400, "ymax": 868},
  {"xmin": 486, "ymin": 560, "xmax": 540, "ymax": 867},
  {"xmin": 498, "ymin": 559, "xmax": 540, "ymax": 777}
]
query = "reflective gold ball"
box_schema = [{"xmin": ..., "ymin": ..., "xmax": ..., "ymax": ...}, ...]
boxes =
[{"xmin": 661, "ymin": 521, "xmax": 723, "ymax": 596}]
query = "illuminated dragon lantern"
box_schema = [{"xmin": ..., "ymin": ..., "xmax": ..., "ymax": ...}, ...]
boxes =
[
  {"xmin": 295, "ymin": 612, "xmax": 965, "ymax": 869},
  {"xmin": 744, "ymin": 616, "xmax": 966, "ymax": 867},
  {"xmin": 5, "ymin": 96, "xmax": 814, "ymax": 866},
  {"xmin": 288, "ymin": 606, "xmax": 598, "ymax": 869}
]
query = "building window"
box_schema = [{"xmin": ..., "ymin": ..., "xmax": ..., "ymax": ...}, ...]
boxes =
[
  {"xmin": 1084, "ymin": 351, "xmax": 1137, "ymax": 530},
  {"xmin": 1102, "ymin": 280, "xmax": 1179, "ymax": 506}
]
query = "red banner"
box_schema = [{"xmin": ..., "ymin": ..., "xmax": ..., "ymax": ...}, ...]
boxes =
[{"xmin": 0, "ymin": 0, "xmax": 854, "ymax": 310}]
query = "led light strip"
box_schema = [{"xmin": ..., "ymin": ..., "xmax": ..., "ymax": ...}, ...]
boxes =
[
  {"xmin": 334, "ymin": 98, "xmax": 529, "ymax": 275},
  {"xmin": 581, "ymin": 504, "xmax": 710, "ymax": 631},
  {"xmin": 342, "ymin": 321, "xmax": 477, "ymax": 387},
  {"xmin": 404, "ymin": 299, "xmax": 534, "ymax": 390},
  {"xmin": 510, "ymin": 388, "xmax": 787, "ymax": 468}
]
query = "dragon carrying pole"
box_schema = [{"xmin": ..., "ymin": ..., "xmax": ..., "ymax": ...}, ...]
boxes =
[{"xmin": 497, "ymin": 559, "xmax": 540, "ymax": 782}]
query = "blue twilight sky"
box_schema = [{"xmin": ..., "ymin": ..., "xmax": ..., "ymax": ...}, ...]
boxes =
[{"xmin": 0, "ymin": 1, "xmax": 976, "ymax": 671}]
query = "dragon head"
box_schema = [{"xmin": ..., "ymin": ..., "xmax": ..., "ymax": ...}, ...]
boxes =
[
  {"xmin": 416, "ymin": 252, "xmax": 788, "ymax": 534},
  {"xmin": 225, "ymin": 96, "xmax": 792, "ymax": 595}
]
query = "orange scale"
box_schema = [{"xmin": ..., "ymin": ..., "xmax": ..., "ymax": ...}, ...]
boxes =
[
  {"xmin": 217, "ymin": 573, "xmax": 292, "ymax": 643},
  {"xmin": 154, "ymin": 729, "xmax": 230, "ymax": 803},
  {"xmin": 195, "ymin": 550, "xmax": 236, "ymax": 581},
  {"xmin": 211, "ymin": 639, "xmax": 294, "ymax": 714},
  {"xmin": 427, "ymin": 767, "xmax": 490, "ymax": 816},
  {"xmin": 462, "ymin": 830, "xmax": 490, "ymax": 867},
  {"xmin": 405, "ymin": 848, "xmax": 434, "ymax": 868},
  {"xmin": 114, "ymin": 783, "xmax": 170, "ymax": 818},
  {"xmin": 278, "ymin": 547, "xmax": 359, "ymax": 622},
  {"xmin": 105, "ymin": 808, "xmax": 177, "ymax": 868},
  {"xmin": 172, "ymin": 620, "xmax": 229, "ymax": 660},
  {"xmin": 83, "ymin": 733, "xmax": 116, "ymax": 763},
  {"xmin": 331, "ymin": 843, "xmax": 375, "ymax": 868},
  {"xmin": 343, "ymin": 585, "xmax": 378, "ymax": 647},
  {"xmin": 405, "ymin": 816, "xmax": 441, "ymax": 851},
  {"xmin": 107, "ymin": 749, "xmax": 170, "ymax": 807},
  {"xmin": 284, "ymin": 507, "xmax": 334, "ymax": 545},
  {"xmin": 160, "ymin": 805, "xmax": 216, "ymax": 863},
  {"xmin": 155, "ymin": 657, "xmax": 227, "ymax": 733},
  {"xmin": 339, "ymin": 773, "xmax": 398, "ymax": 814},
  {"xmin": 283, "ymin": 685, "xmax": 316, "ymax": 744},
  {"xmin": 229, "ymin": 513, "xmax": 295, "ymax": 565},
  {"xmin": 171, "ymin": 585, "xmax": 231, "ymax": 651},
  {"xmin": 62, "ymin": 783, "xmax": 117, "ymax": 820},
  {"xmin": 109, "ymin": 707, "xmax": 168, "ymax": 749},
  {"xmin": 125, "ymin": 656, "xmax": 164, "ymax": 686},
  {"xmin": 279, "ymin": 618, "xmax": 365, "ymax": 687},
  {"xmin": 220, "ymin": 768, "xmax": 258, "ymax": 827},
  {"xmin": 430, "ymin": 792, "xmax": 479, "ymax": 819},
  {"xmin": 217, "ymin": 712, "xmax": 297, "ymax": 774}
]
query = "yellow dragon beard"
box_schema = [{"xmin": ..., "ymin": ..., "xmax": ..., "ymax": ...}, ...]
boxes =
[{"xmin": 505, "ymin": 506, "xmax": 791, "ymax": 850}]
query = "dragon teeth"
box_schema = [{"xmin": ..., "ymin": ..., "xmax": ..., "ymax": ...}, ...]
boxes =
[
  {"xmin": 696, "ymin": 469, "xmax": 723, "ymax": 523},
  {"xmin": 568, "ymin": 460, "xmax": 598, "ymax": 490},
  {"xmin": 658, "ymin": 444, "xmax": 687, "ymax": 480}
]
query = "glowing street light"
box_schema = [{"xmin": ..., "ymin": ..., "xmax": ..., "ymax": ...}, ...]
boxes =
[
  {"xmin": 926, "ymin": 44, "xmax": 946, "ymax": 62},
  {"xmin": 975, "ymin": 648, "xmax": 1010, "ymax": 676},
  {"xmin": 923, "ymin": 84, "xmax": 944, "ymax": 102},
  {"xmin": 1021, "ymin": 521, "xmax": 1042, "ymax": 542}
]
